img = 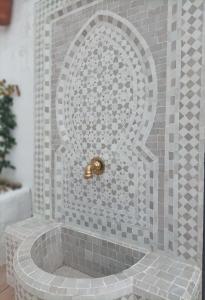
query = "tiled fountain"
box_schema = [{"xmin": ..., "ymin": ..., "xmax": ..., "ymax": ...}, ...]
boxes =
[{"xmin": 5, "ymin": 0, "xmax": 205, "ymax": 299}]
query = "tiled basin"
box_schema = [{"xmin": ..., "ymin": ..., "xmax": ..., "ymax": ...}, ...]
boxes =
[
  {"xmin": 10, "ymin": 220, "xmax": 202, "ymax": 300},
  {"xmin": 14, "ymin": 224, "xmax": 147, "ymax": 299},
  {"xmin": 31, "ymin": 226, "xmax": 145, "ymax": 278}
]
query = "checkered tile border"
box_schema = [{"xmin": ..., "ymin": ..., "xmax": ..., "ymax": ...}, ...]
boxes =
[
  {"xmin": 164, "ymin": 0, "xmax": 182, "ymax": 256},
  {"xmin": 165, "ymin": 0, "xmax": 205, "ymax": 264},
  {"xmin": 34, "ymin": 0, "xmax": 73, "ymax": 214}
]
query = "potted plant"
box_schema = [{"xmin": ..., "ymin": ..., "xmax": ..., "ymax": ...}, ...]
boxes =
[
  {"xmin": 0, "ymin": 79, "xmax": 21, "ymax": 192},
  {"xmin": 0, "ymin": 81, "xmax": 32, "ymax": 268}
]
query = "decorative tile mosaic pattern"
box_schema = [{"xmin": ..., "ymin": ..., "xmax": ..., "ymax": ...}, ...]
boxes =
[
  {"xmin": 178, "ymin": 0, "xmax": 203, "ymax": 263},
  {"xmin": 164, "ymin": 0, "xmax": 181, "ymax": 257},
  {"xmin": 34, "ymin": 0, "xmax": 66, "ymax": 215},
  {"xmin": 42, "ymin": 0, "xmax": 168, "ymax": 251},
  {"xmin": 165, "ymin": 0, "xmax": 205, "ymax": 264},
  {"xmin": 56, "ymin": 13, "xmax": 157, "ymax": 149},
  {"xmin": 34, "ymin": 0, "xmax": 205, "ymax": 267},
  {"xmin": 52, "ymin": 6, "xmax": 159, "ymax": 251},
  {"xmin": 34, "ymin": 0, "xmax": 81, "ymax": 215},
  {"xmin": 54, "ymin": 145, "xmax": 158, "ymax": 249}
]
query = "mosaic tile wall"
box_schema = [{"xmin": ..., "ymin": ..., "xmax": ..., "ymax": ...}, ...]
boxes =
[
  {"xmin": 45, "ymin": 0, "xmax": 166, "ymax": 252},
  {"xmin": 34, "ymin": 0, "xmax": 205, "ymax": 265}
]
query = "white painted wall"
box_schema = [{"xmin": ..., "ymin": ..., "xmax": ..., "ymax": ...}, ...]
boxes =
[{"xmin": 0, "ymin": 0, "xmax": 34, "ymax": 188}]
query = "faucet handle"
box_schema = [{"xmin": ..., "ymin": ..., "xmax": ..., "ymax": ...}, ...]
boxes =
[{"xmin": 91, "ymin": 157, "xmax": 105, "ymax": 175}]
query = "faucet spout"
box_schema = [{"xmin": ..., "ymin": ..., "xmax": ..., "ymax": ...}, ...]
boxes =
[
  {"xmin": 84, "ymin": 157, "xmax": 105, "ymax": 179},
  {"xmin": 84, "ymin": 164, "xmax": 93, "ymax": 179}
]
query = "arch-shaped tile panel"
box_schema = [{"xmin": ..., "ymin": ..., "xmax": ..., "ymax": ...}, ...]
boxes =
[{"xmin": 56, "ymin": 11, "xmax": 157, "ymax": 156}]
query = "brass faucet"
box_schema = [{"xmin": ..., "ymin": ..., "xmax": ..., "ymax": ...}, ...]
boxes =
[{"xmin": 84, "ymin": 157, "xmax": 105, "ymax": 179}]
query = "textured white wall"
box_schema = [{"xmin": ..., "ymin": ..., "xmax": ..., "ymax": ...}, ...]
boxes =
[{"xmin": 0, "ymin": 0, "xmax": 34, "ymax": 188}]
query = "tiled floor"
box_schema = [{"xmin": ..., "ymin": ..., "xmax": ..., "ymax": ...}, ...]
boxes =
[{"xmin": 0, "ymin": 266, "xmax": 14, "ymax": 300}]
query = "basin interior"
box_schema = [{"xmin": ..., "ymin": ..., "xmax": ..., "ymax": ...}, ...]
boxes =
[{"xmin": 31, "ymin": 226, "xmax": 145, "ymax": 278}]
